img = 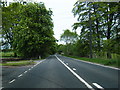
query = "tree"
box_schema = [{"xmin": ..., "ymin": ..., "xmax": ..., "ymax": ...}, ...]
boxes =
[
  {"xmin": 2, "ymin": 3, "xmax": 22, "ymax": 49},
  {"xmin": 60, "ymin": 29, "xmax": 78, "ymax": 44},
  {"xmin": 60, "ymin": 29, "xmax": 78, "ymax": 55},
  {"xmin": 2, "ymin": 2, "xmax": 56, "ymax": 58},
  {"xmin": 99, "ymin": 2, "xmax": 120, "ymax": 58},
  {"xmin": 74, "ymin": 39, "xmax": 89, "ymax": 57},
  {"xmin": 72, "ymin": 2, "xmax": 120, "ymax": 59}
]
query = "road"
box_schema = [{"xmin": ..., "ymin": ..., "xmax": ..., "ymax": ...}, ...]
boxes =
[{"xmin": 2, "ymin": 55, "xmax": 120, "ymax": 89}]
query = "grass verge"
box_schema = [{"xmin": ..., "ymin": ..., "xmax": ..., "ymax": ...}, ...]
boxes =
[
  {"xmin": 65, "ymin": 55, "xmax": 120, "ymax": 68},
  {"xmin": 1, "ymin": 51, "xmax": 14, "ymax": 57},
  {"xmin": 1, "ymin": 61, "xmax": 36, "ymax": 66}
]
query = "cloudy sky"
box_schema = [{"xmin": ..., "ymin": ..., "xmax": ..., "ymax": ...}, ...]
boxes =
[
  {"xmin": 36, "ymin": 0, "xmax": 78, "ymax": 44},
  {"xmin": 7, "ymin": 0, "xmax": 79, "ymax": 44}
]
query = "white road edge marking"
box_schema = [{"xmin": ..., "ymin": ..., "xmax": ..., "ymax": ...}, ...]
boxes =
[
  {"xmin": 73, "ymin": 58, "xmax": 120, "ymax": 70},
  {"xmin": 33, "ymin": 65, "xmax": 36, "ymax": 67},
  {"xmin": 18, "ymin": 74, "xmax": 23, "ymax": 77},
  {"xmin": 9, "ymin": 79, "xmax": 15, "ymax": 83},
  {"xmin": 93, "ymin": 83, "xmax": 104, "ymax": 90},
  {"xmin": 55, "ymin": 55, "xmax": 94, "ymax": 90},
  {"xmin": 34, "ymin": 60, "xmax": 45, "ymax": 67}
]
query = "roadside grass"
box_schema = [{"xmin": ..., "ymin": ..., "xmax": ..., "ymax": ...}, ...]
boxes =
[
  {"xmin": 66, "ymin": 55, "xmax": 120, "ymax": 68},
  {"xmin": 0, "ymin": 51, "xmax": 45, "ymax": 66},
  {"xmin": 1, "ymin": 51, "xmax": 14, "ymax": 57},
  {"xmin": 1, "ymin": 61, "xmax": 36, "ymax": 66}
]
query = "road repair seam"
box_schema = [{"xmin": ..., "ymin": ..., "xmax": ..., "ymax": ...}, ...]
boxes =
[
  {"xmin": 55, "ymin": 55, "xmax": 94, "ymax": 90},
  {"xmin": 93, "ymin": 83, "xmax": 104, "ymax": 90}
]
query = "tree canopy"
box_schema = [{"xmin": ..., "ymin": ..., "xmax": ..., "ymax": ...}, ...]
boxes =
[
  {"xmin": 72, "ymin": 2, "xmax": 120, "ymax": 58},
  {"xmin": 60, "ymin": 29, "xmax": 78, "ymax": 44},
  {"xmin": 2, "ymin": 2, "xmax": 57, "ymax": 58},
  {"xmin": 58, "ymin": 2, "xmax": 120, "ymax": 59}
]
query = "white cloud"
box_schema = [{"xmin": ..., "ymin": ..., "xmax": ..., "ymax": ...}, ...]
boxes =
[
  {"xmin": 36, "ymin": 0, "xmax": 78, "ymax": 44},
  {"xmin": 6, "ymin": 0, "xmax": 79, "ymax": 44}
]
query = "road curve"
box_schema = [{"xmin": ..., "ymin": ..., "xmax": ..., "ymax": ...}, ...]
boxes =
[{"xmin": 2, "ymin": 55, "xmax": 119, "ymax": 90}]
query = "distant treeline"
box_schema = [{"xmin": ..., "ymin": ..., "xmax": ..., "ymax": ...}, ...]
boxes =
[{"xmin": 58, "ymin": 2, "xmax": 120, "ymax": 60}]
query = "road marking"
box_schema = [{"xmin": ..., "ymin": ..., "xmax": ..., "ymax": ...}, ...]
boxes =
[
  {"xmin": 31, "ymin": 67, "xmax": 34, "ymax": 69},
  {"xmin": 18, "ymin": 74, "xmax": 23, "ymax": 77},
  {"xmin": 9, "ymin": 79, "xmax": 15, "ymax": 83},
  {"xmin": 61, "ymin": 55, "xmax": 120, "ymax": 70},
  {"xmin": 33, "ymin": 65, "xmax": 36, "ymax": 67},
  {"xmin": 24, "ymin": 71, "xmax": 28, "ymax": 74},
  {"xmin": 93, "ymin": 83, "xmax": 104, "ymax": 90},
  {"xmin": 0, "ymin": 87, "xmax": 4, "ymax": 90},
  {"xmin": 66, "ymin": 63, "xmax": 68, "ymax": 65},
  {"xmin": 8, "ymin": 60, "xmax": 46, "ymax": 85},
  {"xmin": 73, "ymin": 59, "xmax": 120, "ymax": 70},
  {"xmin": 55, "ymin": 55, "xmax": 94, "ymax": 90},
  {"xmin": 34, "ymin": 60, "xmax": 45, "ymax": 67},
  {"xmin": 8, "ymin": 60, "xmax": 46, "ymax": 84},
  {"xmin": 73, "ymin": 68, "xmax": 76, "ymax": 71}
]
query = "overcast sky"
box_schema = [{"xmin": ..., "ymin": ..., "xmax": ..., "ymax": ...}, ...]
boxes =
[
  {"xmin": 36, "ymin": 0, "xmax": 78, "ymax": 44},
  {"xmin": 7, "ymin": 0, "xmax": 78, "ymax": 44}
]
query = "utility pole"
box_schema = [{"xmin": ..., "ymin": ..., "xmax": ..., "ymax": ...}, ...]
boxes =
[{"xmin": 88, "ymin": 2, "xmax": 93, "ymax": 58}]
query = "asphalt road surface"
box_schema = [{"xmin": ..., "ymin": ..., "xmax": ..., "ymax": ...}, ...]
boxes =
[{"xmin": 2, "ymin": 55, "xmax": 120, "ymax": 89}]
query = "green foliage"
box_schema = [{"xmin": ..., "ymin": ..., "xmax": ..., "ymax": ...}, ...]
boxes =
[
  {"xmin": 66, "ymin": 55, "xmax": 120, "ymax": 68},
  {"xmin": 58, "ymin": 2, "xmax": 120, "ymax": 60},
  {"xmin": 60, "ymin": 29, "xmax": 78, "ymax": 44},
  {"xmin": 2, "ymin": 3, "xmax": 22, "ymax": 46},
  {"xmin": 71, "ymin": 2, "xmax": 120, "ymax": 58},
  {"xmin": 2, "ymin": 61, "xmax": 35, "ymax": 66},
  {"xmin": 2, "ymin": 2, "xmax": 56, "ymax": 58},
  {"xmin": 1, "ymin": 51, "xmax": 14, "ymax": 57},
  {"xmin": 74, "ymin": 39, "xmax": 89, "ymax": 57},
  {"xmin": 60, "ymin": 29, "xmax": 78, "ymax": 55}
]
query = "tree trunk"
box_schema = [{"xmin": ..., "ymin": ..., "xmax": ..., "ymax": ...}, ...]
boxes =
[
  {"xmin": 106, "ymin": 3, "xmax": 113, "ymax": 59},
  {"xmin": 107, "ymin": 52, "xmax": 112, "ymax": 59},
  {"xmin": 14, "ymin": 52, "xmax": 17, "ymax": 57}
]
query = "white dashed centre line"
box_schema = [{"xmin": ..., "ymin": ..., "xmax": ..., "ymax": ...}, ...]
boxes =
[
  {"xmin": 93, "ymin": 83, "xmax": 104, "ymax": 90},
  {"xmin": 24, "ymin": 71, "xmax": 28, "ymax": 73},
  {"xmin": 73, "ymin": 68, "xmax": 76, "ymax": 71},
  {"xmin": 31, "ymin": 67, "xmax": 34, "ymax": 69},
  {"xmin": 55, "ymin": 55, "xmax": 94, "ymax": 90},
  {"xmin": 0, "ymin": 87, "xmax": 4, "ymax": 89},
  {"xmin": 6, "ymin": 60, "xmax": 46, "ymax": 86},
  {"xmin": 18, "ymin": 74, "xmax": 23, "ymax": 77},
  {"xmin": 9, "ymin": 79, "xmax": 15, "ymax": 83}
]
